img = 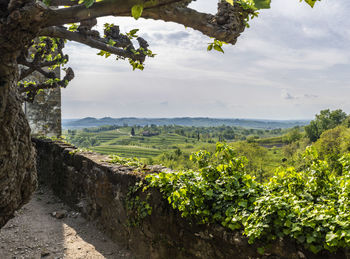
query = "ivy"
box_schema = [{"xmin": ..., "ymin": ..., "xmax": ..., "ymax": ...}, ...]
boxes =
[
  {"xmin": 125, "ymin": 182, "xmax": 152, "ymax": 227},
  {"xmin": 146, "ymin": 143, "xmax": 350, "ymax": 254}
]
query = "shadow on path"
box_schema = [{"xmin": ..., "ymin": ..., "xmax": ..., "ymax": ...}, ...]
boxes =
[{"xmin": 0, "ymin": 186, "xmax": 133, "ymax": 259}]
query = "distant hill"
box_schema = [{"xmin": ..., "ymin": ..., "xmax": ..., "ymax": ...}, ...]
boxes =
[{"xmin": 62, "ymin": 117, "xmax": 310, "ymax": 130}]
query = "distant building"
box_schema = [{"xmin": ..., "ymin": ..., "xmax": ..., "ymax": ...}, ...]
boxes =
[{"xmin": 141, "ymin": 131, "xmax": 159, "ymax": 137}]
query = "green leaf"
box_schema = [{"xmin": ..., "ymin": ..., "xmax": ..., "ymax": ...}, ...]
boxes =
[
  {"xmin": 83, "ymin": 0, "xmax": 94, "ymax": 8},
  {"xmin": 257, "ymin": 247, "xmax": 265, "ymax": 255},
  {"xmin": 309, "ymin": 245, "xmax": 322, "ymax": 254},
  {"xmin": 132, "ymin": 4, "xmax": 144, "ymax": 20},
  {"xmin": 253, "ymin": 0, "xmax": 271, "ymax": 9},
  {"xmin": 225, "ymin": 0, "xmax": 234, "ymax": 5},
  {"xmin": 306, "ymin": 234, "xmax": 316, "ymax": 244},
  {"xmin": 238, "ymin": 200, "xmax": 248, "ymax": 208},
  {"xmin": 304, "ymin": 0, "xmax": 317, "ymax": 8},
  {"xmin": 213, "ymin": 45, "xmax": 224, "ymax": 53},
  {"xmin": 325, "ymin": 232, "xmax": 338, "ymax": 243},
  {"xmin": 129, "ymin": 29, "xmax": 139, "ymax": 35}
]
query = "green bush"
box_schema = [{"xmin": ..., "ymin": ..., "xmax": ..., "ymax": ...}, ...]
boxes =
[{"xmin": 145, "ymin": 143, "xmax": 350, "ymax": 254}]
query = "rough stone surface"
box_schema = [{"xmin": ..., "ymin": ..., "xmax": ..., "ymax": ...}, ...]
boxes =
[
  {"xmin": 33, "ymin": 138, "xmax": 349, "ymax": 259},
  {"xmin": 25, "ymin": 87, "xmax": 62, "ymax": 137},
  {"xmin": 0, "ymin": 66, "xmax": 37, "ymax": 229},
  {"xmin": 23, "ymin": 67, "xmax": 62, "ymax": 138}
]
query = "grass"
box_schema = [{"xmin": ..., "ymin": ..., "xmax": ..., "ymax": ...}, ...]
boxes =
[{"xmin": 92, "ymin": 145, "xmax": 163, "ymax": 158}]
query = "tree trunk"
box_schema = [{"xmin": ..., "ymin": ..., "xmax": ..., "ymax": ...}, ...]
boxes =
[{"xmin": 0, "ymin": 60, "xmax": 37, "ymax": 228}]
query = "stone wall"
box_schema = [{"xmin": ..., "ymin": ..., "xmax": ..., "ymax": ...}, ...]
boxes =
[
  {"xmin": 33, "ymin": 138, "xmax": 347, "ymax": 259},
  {"xmin": 22, "ymin": 65, "xmax": 61, "ymax": 138},
  {"xmin": 25, "ymin": 87, "xmax": 61, "ymax": 137}
]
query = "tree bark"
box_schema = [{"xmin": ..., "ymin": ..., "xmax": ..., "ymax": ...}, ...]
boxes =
[{"xmin": 0, "ymin": 60, "xmax": 37, "ymax": 228}]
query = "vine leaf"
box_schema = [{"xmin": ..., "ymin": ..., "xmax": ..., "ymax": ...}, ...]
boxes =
[{"xmin": 132, "ymin": 5, "xmax": 144, "ymax": 20}]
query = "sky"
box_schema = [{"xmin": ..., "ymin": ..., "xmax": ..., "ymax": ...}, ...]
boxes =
[{"xmin": 62, "ymin": 0, "xmax": 350, "ymax": 120}]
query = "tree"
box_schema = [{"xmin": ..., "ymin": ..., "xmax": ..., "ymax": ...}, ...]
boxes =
[
  {"xmin": 131, "ymin": 127, "xmax": 135, "ymax": 136},
  {"xmin": 305, "ymin": 109, "xmax": 347, "ymax": 142},
  {"xmin": 0, "ymin": 0, "xmax": 320, "ymax": 228},
  {"xmin": 282, "ymin": 127, "xmax": 302, "ymax": 144}
]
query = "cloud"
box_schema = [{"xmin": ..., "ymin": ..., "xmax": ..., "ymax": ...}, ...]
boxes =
[
  {"xmin": 61, "ymin": 0, "xmax": 350, "ymax": 120},
  {"xmin": 281, "ymin": 90, "xmax": 296, "ymax": 100},
  {"xmin": 160, "ymin": 101, "xmax": 169, "ymax": 106},
  {"xmin": 281, "ymin": 90, "xmax": 320, "ymax": 101},
  {"xmin": 304, "ymin": 94, "xmax": 318, "ymax": 99}
]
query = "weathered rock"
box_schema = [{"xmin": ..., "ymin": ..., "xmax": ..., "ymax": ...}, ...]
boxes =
[
  {"xmin": 0, "ymin": 65, "xmax": 37, "ymax": 229},
  {"xmin": 51, "ymin": 210, "xmax": 67, "ymax": 219}
]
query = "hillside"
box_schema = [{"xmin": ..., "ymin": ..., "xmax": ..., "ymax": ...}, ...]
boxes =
[{"xmin": 63, "ymin": 117, "xmax": 309, "ymax": 129}]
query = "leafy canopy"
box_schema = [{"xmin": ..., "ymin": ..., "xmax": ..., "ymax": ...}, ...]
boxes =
[{"xmin": 305, "ymin": 109, "xmax": 347, "ymax": 142}]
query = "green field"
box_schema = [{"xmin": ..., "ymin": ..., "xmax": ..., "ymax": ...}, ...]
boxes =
[
  {"xmin": 91, "ymin": 145, "xmax": 163, "ymax": 158},
  {"xmin": 64, "ymin": 126, "xmax": 217, "ymax": 159},
  {"xmin": 63, "ymin": 124, "xmax": 299, "ymax": 173}
]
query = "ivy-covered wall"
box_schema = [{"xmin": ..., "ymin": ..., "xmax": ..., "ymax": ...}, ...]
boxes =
[{"xmin": 33, "ymin": 138, "xmax": 346, "ymax": 259}]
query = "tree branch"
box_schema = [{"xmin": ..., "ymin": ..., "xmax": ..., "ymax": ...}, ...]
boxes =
[
  {"xmin": 139, "ymin": 2, "xmax": 248, "ymax": 44},
  {"xmin": 49, "ymin": 0, "xmax": 79, "ymax": 7},
  {"xmin": 18, "ymin": 67, "xmax": 74, "ymax": 102},
  {"xmin": 44, "ymin": 0, "xmax": 184, "ymax": 27},
  {"xmin": 39, "ymin": 26, "xmax": 147, "ymax": 62},
  {"xmin": 43, "ymin": 1, "xmax": 247, "ymax": 45}
]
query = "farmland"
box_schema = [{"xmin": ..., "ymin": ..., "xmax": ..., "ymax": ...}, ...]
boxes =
[
  {"xmin": 64, "ymin": 126, "xmax": 217, "ymax": 158},
  {"xmin": 63, "ymin": 124, "xmax": 303, "ymax": 175}
]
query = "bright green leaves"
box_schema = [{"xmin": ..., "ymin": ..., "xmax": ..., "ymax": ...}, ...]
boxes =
[
  {"xmin": 96, "ymin": 25, "xmax": 156, "ymax": 71},
  {"xmin": 146, "ymin": 143, "xmax": 350, "ymax": 254},
  {"xmin": 104, "ymin": 23, "xmax": 115, "ymax": 32},
  {"xmin": 303, "ymin": 0, "xmax": 320, "ymax": 8},
  {"xmin": 207, "ymin": 39, "xmax": 227, "ymax": 53},
  {"xmin": 129, "ymin": 59, "xmax": 144, "ymax": 71},
  {"xmin": 108, "ymin": 154, "xmax": 143, "ymax": 167},
  {"xmin": 254, "ymin": 0, "xmax": 271, "ymax": 9},
  {"xmin": 126, "ymin": 29, "xmax": 139, "ymax": 39},
  {"xmin": 131, "ymin": 4, "xmax": 144, "ymax": 20},
  {"xmin": 97, "ymin": 50, "xmax": 111, "ymax": 58},
  {"xmin": 227, "ymin": 0, "xmax": 270, "ymax": 10},
  {"xmin": 67, "ymin": 23, "xmax": 78, "ymax": 32},
  {"xmin": 226, "ymin": 0, "xmax": 319, "ymax": 9}
]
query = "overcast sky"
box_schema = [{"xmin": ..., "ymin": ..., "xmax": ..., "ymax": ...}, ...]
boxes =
[{"xmin": 62, "ymin": 0, "xmax": 350, "ymax": 120}]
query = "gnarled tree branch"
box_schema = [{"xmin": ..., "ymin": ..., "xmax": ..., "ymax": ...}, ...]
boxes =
[
  {"xmin": 139, "ymin": 2, "xmax": 249, "ymax": 44},
  {"xmin": 18, "ymin": 67, "xmax": 74, "ymax": 102},
  {"xmin": 43, "ymin": 1, "xmax": 247, "ymax": 45},
  {"xmin": 44, "ymin": 0, "xmax": 183, "ymax": 27},
  {"xmin": 39, "ymin": 26, "xmax": 148, "ymax": 62}
]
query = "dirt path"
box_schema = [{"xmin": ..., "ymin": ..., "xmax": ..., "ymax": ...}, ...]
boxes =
[{"xmin": 0, "ymin": 187, "xmax": 133, "ymax": 259}]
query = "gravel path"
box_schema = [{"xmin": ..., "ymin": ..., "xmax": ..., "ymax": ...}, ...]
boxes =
[{"xmin": 0, "ymin": 187, "xmax": 133, "ymax": 259}]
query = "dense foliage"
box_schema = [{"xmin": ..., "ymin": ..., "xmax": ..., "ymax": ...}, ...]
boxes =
[
  {"xmin": 305, "ymin": 109, "xmax": 347, "ymax": 142},
  {"xmin": 145, "ymin": 143, "xmax": 350, "ymax": 254}
]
